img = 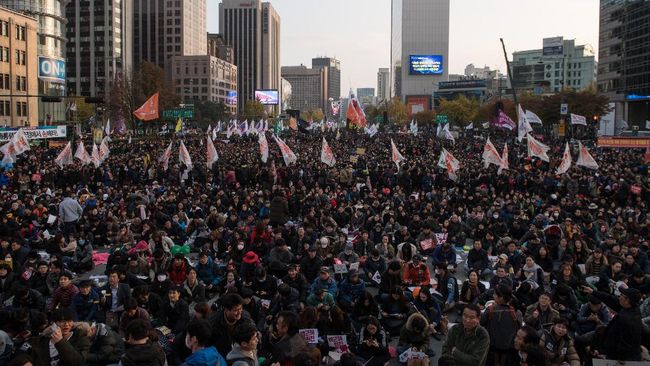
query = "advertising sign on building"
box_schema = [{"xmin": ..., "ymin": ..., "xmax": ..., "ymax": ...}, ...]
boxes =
[
  {"xmin": 38, "ymin": 57, "xmax": 66, "ymax": 83},
  {"xmin": 405, "ymin": 95, "xmax": 430, "ymax": 116},
  {"xmin": 543, "ymin": 37, "xmax": 564, "ymax": 56}
]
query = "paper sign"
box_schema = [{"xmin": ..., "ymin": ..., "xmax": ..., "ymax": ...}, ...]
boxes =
[
  {"xmin": 399, "ymin": 348, "xmax": 427, "ymax": 363},
  {"xmin": 349, "ymin": 262, "xmax": 360, "ymax": 271},
  {"xmin": 327, "ymin": 335, "xmax": 349, "ymax": 353},
  {"xmin": 372, "ymin": 271, "xmax": 382, "ymax": 284},
  {"xmin": 434, "ymin": 233, "xmax": 448, "ymax": 244},
  {"xmin": 420, "ymin": 239, "xmax": 433, "ymax": 251},
  {"xmin": 334, "ymin": 263, "xmax": 348, "ymax": 274},
  {"xmin": 43, "ymin": 230, "xmax": 51, "ymax": 239},
  {"xmin": 260, "ymin": 299, "xmax": 271, "ymax": 309},
  {"xmin": 299, "ymin": 329, "xmax": 319, "ymax": 344},
  {"xmin": 577, "ymin": 264, "xmax": 586, "ymax": 274},
  {"xmin": 488, "ymin": 256, "xmax": 499, "ymax": 263},
  {"xmin": 349, "ymin": 155, "xmax": 358, "ymax": 163},
  {"xmin": 47, "ymin": 215, "xmax": 57, "ymax": 224},
  {"xmin": 356, "ymin": 148, "xmax": 366, "ymax": 155}
]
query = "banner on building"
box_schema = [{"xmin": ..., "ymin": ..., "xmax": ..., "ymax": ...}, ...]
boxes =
[{"xmin": 0, "ymin": 126, "xmax": 67, "ymax": 141}]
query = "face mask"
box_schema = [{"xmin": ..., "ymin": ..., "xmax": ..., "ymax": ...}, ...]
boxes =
[
  {"xmin": 157, "ymin": 275, "xmax": 167, "ymax": 282},
  {"xmin": 493, "ymin": 214, "xmax": 499, "ymax": 219},
  {"xmin": 321, "ymin": 243, "xmax": 328, "ymax": 248},
  {"xmin": 237, "ymin": 244, "xmax": 244, "ymax": 251},
  {"xmin": 78, "ymin": 240, "xmax": 86, "ymax": 245}
]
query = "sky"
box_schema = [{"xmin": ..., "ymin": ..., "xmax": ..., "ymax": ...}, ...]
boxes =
[{"xmin": 206, "ymin": 0, "xmax": 600, "ymax": 97}]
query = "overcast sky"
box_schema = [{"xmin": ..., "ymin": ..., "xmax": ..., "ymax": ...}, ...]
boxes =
[{"xmin": 206, "ymin": 0, "xmax": 599, "ymax": 97}]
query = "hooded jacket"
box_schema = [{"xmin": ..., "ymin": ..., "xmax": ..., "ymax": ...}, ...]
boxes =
[
  {"xmin": 398, "ymin": 313, "xmax": 431, "ymax": 351},
  {"xmin": 86, "ymin": 323, "xmax": 124, "ymax": 366},
  {"xmin": 182, "ymin": 346, "xmax": 226, "ymax": 366},
  {"xmin": 119, "ymin": 341, "xmax": 167, "ymax": 366}
]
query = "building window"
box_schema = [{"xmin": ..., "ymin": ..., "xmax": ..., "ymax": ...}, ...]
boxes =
[
  {"xmin": 0, "ymin": 100, "xmax": 10, "ymax": 116},
  {"xmin": 15, "ymin": 50, "xmax": 25, "ymax": 65},
  {"xmin": 0, "ymin": 21, "xmax": 8, "ymax": 37},
  {"xmin": 15, "ymin": 25, "xmax": 25, "ymax": 41},
  {"xmin": 16, "ymin": 102, "xmax": 27, "ymax": 117}
]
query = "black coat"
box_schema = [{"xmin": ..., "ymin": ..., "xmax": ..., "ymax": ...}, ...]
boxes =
[
  {"xmin": 602, "ymin": 307, "xmax": 643, "ymax": 361},
  {"xmin": 100, "ymin": 283, "xmax": 131, "ymax": 312},
  {"xmin": 86, "ymin": 324, "xmax": 125, "ymax": 366},
  {"xmin": 208, "ymin": 308, "xmax": 255, "ymax": 356},
  {"xmin": 120, "ymin": 342, "xmax": 167, "ymax": 366},
  {"xmin": 161, "ymin": 299, "xmax": 190, "ymax": 334}
]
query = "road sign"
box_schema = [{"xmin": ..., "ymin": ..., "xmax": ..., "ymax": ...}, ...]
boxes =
[
  {"xmin": 162, "ymin": 109, "xmax": 194, "ymax": 120},
  {"xmin": 435, "ymin": 114, "xmax": 449, "ymax": 124},
  {"xmin": 560, "ymin": 103, "xmax": 568, "ymax": 115}
]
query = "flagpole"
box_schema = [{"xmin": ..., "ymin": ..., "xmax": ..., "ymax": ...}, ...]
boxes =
[{"xmin": 499, "ymin": 38, "xmax": 518, "ymax": 106}]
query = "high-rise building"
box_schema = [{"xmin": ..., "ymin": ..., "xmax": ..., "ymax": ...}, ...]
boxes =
[
  {"xmin": 0, "ymin": 6, "xmax": 38, "ymax": 126},
  {"xmin": 391, "ymin": 0, "xmax": 449, "ymax": 108},
  {"xmin": 511, "ymin": 38, "xmax": 596, "ymax": 95},
  {"xmin": 2, "ymin": 0, "xmax": 70, "ymax": 124},
  {"xmin": 312, "ymin": 57, "xmax": 340, "ymax": 100},
  {"xmin": 377, "ymin": 68, "xmax": 390, "ymax": 102},
  {"xmin": 133, "ymin": 0, "xmax": 206, "ymax": 70},
  {"xmin": 207, "ymin": 33, "xmax": 234, "ymax": 64},
  {"xmin": 281, "ymin": 65, "xmax": 327, "ymax": 112},
  {"xmin": 170, "ymin": 55, "xmax": 237, "ymax": 115},
  {"xmin": 65, "ymin": 0, "xmax": 132, "ymax": 97},
  {"xmin": 356, "ymin": 88, "xmax": 376, "ymax": 105},
  {"xmin": 132, "ymin": 0, "xmax": 165, "ymax": 69},
  {"xmin": 219, "ymin": 0, "xmax": 281, "ymax": 114},
  {"xmin": 598, "ymin": 0, "xmax": 650, "ymax": 129}
]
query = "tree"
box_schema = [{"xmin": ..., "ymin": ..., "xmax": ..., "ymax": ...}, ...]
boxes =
[
  {"xmin": 195, "ymin": 100, "xmax": 228, "ymax": 127},
  {"xmin": 243, "ymin": 100, "xmax": 265, "ymax": 120},
  {"xmin": 68, "ymin": 96, "xmax": 95, "ymax": 122},
  {"xmin": 310, "ymin": 108, "xmax": 324, "ymax": 122},
  {"xmin": 438, "ymin": 95, "xmax": 479, "ymax": 128},
  {"xmin": 412, "ymin": 109, "xmax": 437, "ymax": 125},
  {"xmin": 388, "ymin": 97, "xmax": 408, "ymax": 126}
]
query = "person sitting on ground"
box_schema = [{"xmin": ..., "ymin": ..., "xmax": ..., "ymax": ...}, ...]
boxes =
[
  {"xmin": 119, "ymin": 319, "xmax": 167, "ymax": 366},
  {"xmin": 182, "ymin": 319, "xmax": 227, "ymax": 366},
  {"xmin": 440, "ymin": 303, "xmax": 490, "ymax": 366},
  {"xmin": 227, "ymin": 322, "xmax": 260, "ymax": 366}
]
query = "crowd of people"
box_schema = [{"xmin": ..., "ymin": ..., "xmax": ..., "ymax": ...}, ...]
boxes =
[{"xmin": 0, "ymin": 125, "xmax": 649, "ymax": 366}]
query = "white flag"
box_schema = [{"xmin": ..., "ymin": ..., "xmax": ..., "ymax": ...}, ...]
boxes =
[
  {"xmin": 320, "ymin": 137, "xmax": 336, "ymax": 167},
  {"xmin": 410, "ymin": 120, "xmax": 418, "ymax": 136},
  {"xmin": 54, "ymin": 141, "xmax": 73, "ymax": 169},
  {"xmin": 11, "ymin": 128, "xmax": 30, "ymax": 155},
  {"xmin": 206, "ymin": 124, "xmax": 212, "ymax": 135},
  {"xmin": 258, "ymin": 133, "xmax": 269, "ymax": 163},
  {"xmin": 159, "ymin": 142, "xmax": 173, "ymax": 171},
  {"xmin": 526, "ymin": 133, "xmax": 550, "ymax": 162},
  {"xmin": 645, "ymin": 120, "xmax": 650, "ymax": 130},
  {"xmin": 620, "ymin": 119, "xmax": 629, "ymax": 130},
  {"xmin": 576, "ymin": 141, "xmax": 599, "ymax": 170},
  {"xmin": 212, "ymin": 125, "xmax": 218, "ymax": 141},
  {"xmin": 390, "ymin": 139, "xmax": 406, "ymax": 170},
  {"xmin": 91, "ymin": 143, "xmax": 101, "ymax": 168},
  {"xmin": 517, "ymin": 104, "xmax": 534, "ymax": 142},
  {"xmin": 556, "ymin": 142, "xmax": 572, "ymax": 175},
  {"xmin": 437, "ymin": 148, "xmax": 460, "ymax": 181},
  {"xmin": 128, "ymin": 135, "xmax": 132, "ymax": 144},
  {"xmin": 570, "ymin": 113, "xmax": 587, "ymax": 126},
  {"xmin": 206, "ymin": 136, "xmax": 219, "ymax": 169},
  {"xmin": 104, "ymin": 119, "xmax": 111, "ymax": 137},
  {"xmin": 482, "ymin": 137, "xmax": 503, "ymax": 169},
  {"xmin": 99, "ymin": 137, "xmax": 110, "ymax": 162},
  {"xmin": 0, "ymin": 141, "xmax": 16, "ymax": 163},
  {"xmin": 525, "ymin": 110, "xmax": 543, "ymax": 125},
  {"xmin": 74, "ymin": 141, "xmax": 91, "ymax": 165},
  {"xmin": 498, "ymin": 143, "xmax": 509, "ymax": 175},
  {"xmin": 465, "ymin": 122, "xmax": 474, "ymax": 130},
  {"xmin": 179, "ymin": 141, "xmax": 192, "ymax": 168},
  {"xmin": 442, "ymin": 123, "xmax": 454, "ymax": 143},
  {"xmin": 273, "ymin": 135, "xmax": 297, "ymax": 166}
]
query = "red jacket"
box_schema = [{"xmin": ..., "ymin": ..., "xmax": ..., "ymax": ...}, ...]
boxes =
[
  {"xmin": 168, "ymin": 262, "xmax": 187, "ymax": 285},
  {"xmin": 403, "ymin": 263, "xmax": 431, "ymax": 286}
]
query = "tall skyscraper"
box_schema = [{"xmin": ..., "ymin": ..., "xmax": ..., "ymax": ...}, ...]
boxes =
[
  {"xmin": 132, "ymin": 0, "xmax": 165, "ymax": 69},
  {"xmin": 219, "ymin": 0, "xmax": 281, "ymax": 114},
  {"xmin": 391, "ymin": 0, "xmax": 449, "ymax": 106},
  {"xmin": 133, "ymin": 0, "xmax": 206, "ymax": 70},
  {"xmin": 377, "ymin": 68, "xmax": 390, "ymax": 102},
  {"xmin": 281, "ymin": 65, "xmax": 327, "ymax": 112},
  {"xmin": 312, "ymin": 57, "xmax": 340, "ymax": 100},
  {"xmin": 65, "ymin": 0, "xmax": 132, "ymax": 97},
  {"xmin": 598, "ymin": 0, "xmax": 650, "ymax": 129},
  {"xmin": 2, "ymin": 0, "xmax": 70, "ymax": 124}
]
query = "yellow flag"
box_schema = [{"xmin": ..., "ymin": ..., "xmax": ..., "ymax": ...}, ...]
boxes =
[{"xmin": 175, "ymin": 117, "xmax": 182, "ymax": 133}]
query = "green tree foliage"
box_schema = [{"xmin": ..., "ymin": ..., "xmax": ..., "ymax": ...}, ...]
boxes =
[
  {"xmin": 388, "ymin": 97, "xmax": 409, "ymax": 126},
  {"xmin": 412, "ymin": 109, "xmax": 437, "ymax": 125},
  {"xmin": 438, "ymin": 95, "xmax": 479, "ymax": 127},
  {"xmin": 195, "ymin": 100, "xmax": 228, "ymax": 127},
  {"xmin": 243, "ymin": 100, "xmax": 265, "ymax": 120}
]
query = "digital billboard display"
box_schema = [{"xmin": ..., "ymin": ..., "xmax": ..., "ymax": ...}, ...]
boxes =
[
  {"xmin": 226, "ymin": 91, "xmax": 238, "ymax": 105},
  {"xmin": 409, "ymin": 55, "xmax": 443, "ymax": 75},
  {"xmin": 255, "ymin": 89, "xmax": 279, "ymax": 105}
]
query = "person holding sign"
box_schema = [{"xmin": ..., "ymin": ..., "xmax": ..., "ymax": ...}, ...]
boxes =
[
  {"xmin": 356, "ymin": 317, "xmax": 390, "ymax": 366},
  {"xmin": 403, "ymin": 254, "xmax": 431, "ymax": 287}
]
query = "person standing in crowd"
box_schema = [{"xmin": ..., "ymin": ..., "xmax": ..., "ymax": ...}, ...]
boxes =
[{"xmin": 58, "ymin": 191, "xmax": 83, "ymax": 235}]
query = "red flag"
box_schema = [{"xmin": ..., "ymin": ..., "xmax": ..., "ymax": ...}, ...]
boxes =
[
  {"xmin": 556, "ymin": 142, "xmax": 572, "ymax": 175},
  {"xmin": 133, "ymin": 92, "xmax": 160, "ymax": 121},
  {"xmin": 321, "ymin": 137, "xmax": 336, "ymax": 167},
  {"xmin": 207, "ymin": 136, "xmax": 219, "ymax": 169},
  {"xmin": 498, "ymin": 143, "xmax": 509, "ymax": 175},
  {"xmin": 390, "ymin": 139, "xmax": 405, "ymax": 170}
]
